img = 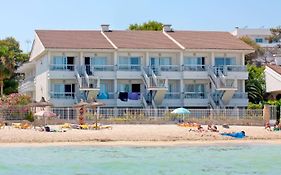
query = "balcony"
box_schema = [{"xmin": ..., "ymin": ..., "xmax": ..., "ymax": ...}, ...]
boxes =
[
  {"xmin": 183, "ymin": 92, "xmax": 209, "ymax": 107},
  {"xmin": 18, "ymin": 76, "xmax": 35, "ymax": 93},
  {"xmin": 183, "ymin": 65, "xmax": 208, "ymax": 79},
  {"xmin": 48, "ymin": 64, "xmax": 75, "ymax": 79},
  {"xmin": 219, "ymin": 65, "xmax": 248, "ymax": 79},
  {"xmin": 116, "ymin": 92, "xmax": 142, "ymax": 107},
  {"xmin": 97, "ymin": 92, "xmax": 116, "ymax": 106},
  {"xmin": 162, "ymin": 92, "xmax": 182, "ymax": 107},
  {"xmin": 228, "ymin": 92, "xmax": 248, "ymax": 107},
  {"xmin": 117, "ymin": 64, "xmax": 142, "ymax": 79},
  {"xmin": 49, "ymin": 92, "xmax": 76, "ymax": 107}
]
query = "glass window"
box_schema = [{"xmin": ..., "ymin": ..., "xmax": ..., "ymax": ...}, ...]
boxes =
[
  {"xmin": 215, "ymin": 57, "xmax": 236, "ymax": 66},
  {"xmin": 130, "ymin": 57, "xmax": 140, "ymax": 65},
  {"xmin": 91, "ymin": 57, "xmax": 107, "ymax": 65},
  {"xmin": 184, "ymin": 57, "xmax": 203, "ymax": 65},
  {"xmin": 118, "ymin": 84, "xmax": 130, "ymax": 92},
  {"xmin": 118, "ymin": 57, "xmax": 129, "ymax": 64},
  {"xmin": 160, "ymin": 57, "xmax": 171, "ymax": 65},
  {"xmin": 255, "ymin": 38, "xmax": 263, "ymax": 43}
]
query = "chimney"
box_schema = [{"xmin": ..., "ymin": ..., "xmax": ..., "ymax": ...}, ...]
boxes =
[
  {"xmin": 163, "ymin": 24, "xmax": 172, "ymax": 32},
  {"xmin": 101, "ymin": 24, "xmax": 110, "ymax": 32}
]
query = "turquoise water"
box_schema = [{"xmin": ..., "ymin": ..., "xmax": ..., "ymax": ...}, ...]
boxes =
[{"xmin": 0, "ymin": 144, "xmax": 280, "ymax": 175}]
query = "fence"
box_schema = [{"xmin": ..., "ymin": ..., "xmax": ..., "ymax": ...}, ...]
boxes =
[{"xmin": 0, "ymin": 106, "xmax": 265, "ymax": 125}]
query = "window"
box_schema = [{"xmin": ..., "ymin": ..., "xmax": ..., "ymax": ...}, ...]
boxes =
[
  {"xmin": 215, "ymin": 57, "xmax": 236, "ymax": 66},
  {"xmin": 52, "ymin": 84, "xmax": 75, "ymax": 99},
  {"xmin": 118, "ymin": 83, "xmax": 130, "ymax": 92},
  {"xmin": 255, "ymin": 38, "xmax": 263, "ymax": 43},
  {"xmin": 184, "ymin": 57, "xmax": 205, "ymax": 71},
  {"xmin": 118, "ymin": 56, "xmax": 140, "ymax": 71},
  {"xmin": 52, "ymin": 56, "xmax": 74, "ymax": 71},
  {"xmin": 185, "ymin": 84, "xmax": 205, "ymax": 98}
]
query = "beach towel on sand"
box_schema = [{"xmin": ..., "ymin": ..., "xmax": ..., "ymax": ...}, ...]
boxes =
[{"xmin": 221, "ymin": 131, "xmax": 245, "ymax": 138}]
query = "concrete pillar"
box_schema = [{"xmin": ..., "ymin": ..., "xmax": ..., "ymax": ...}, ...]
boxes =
[
  {"xmin": 146, "ymin": 52, "xmax": 149, "ymax": 67},
  {"xmin": 211, "ymin": 52, "xmax": 215, "ymax": 66},
  {"xmin": 263, "ymin": 105, "xmax": 270, "ymax": 124},
  {"xmin": 79, "ymin": 52, "xmax": 83, "ymax": 66},
  {"xmin": 114, "ymin": 51, "xmax": 117, "ymax": 70}
]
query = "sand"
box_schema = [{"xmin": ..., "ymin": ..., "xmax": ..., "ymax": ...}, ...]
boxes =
[{"xmin": 0, "ymin": 124, "xmax": 281, "ymax": 146}]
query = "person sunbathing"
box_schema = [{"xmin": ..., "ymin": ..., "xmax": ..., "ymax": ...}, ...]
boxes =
[
  {"xmin": 265, "ymin": 122, "xmax": 271, "ymax": 131},
  {"xmin": 207, "ymin": 125, "xmax": 219, "ymax": 132}
]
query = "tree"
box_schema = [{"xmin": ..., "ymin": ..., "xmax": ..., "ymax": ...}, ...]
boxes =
[
  {"xmin": 0, "ymin": 37, "xmax": 28, "ymax": 96},
  {"xmin": 239, "ymin": 36, "xmax": 264, "ymax": 64},
  {"xmin": 129, "ymin": 20, "xmax": 163, "ymax": 31},
  {"xmin": 268, "ymin": 26, "xmax": 281, "ymax": 43},
  {"xmin": 246, "ymin": 65, "xmax": 265, "ymax": 104}
]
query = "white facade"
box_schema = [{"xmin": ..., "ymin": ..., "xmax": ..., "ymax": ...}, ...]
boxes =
[
  {"xmin": 18, "ymin": 27, "xmax": 252, "ymax": 109},
  {"xmin": 231, "ymin": 28, "xmax": 281, "ymax": 47}
]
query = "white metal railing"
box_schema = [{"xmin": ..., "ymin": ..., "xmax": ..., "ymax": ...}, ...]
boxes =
[
  {"xmin": 184, "ymin": 92, "xmax": 206, "ymax": 99},
  {"xmin": 141, "ymin": 67, "xmax": 150, "ymax": 88},
  {"xmin": 165, "ymin": 92, "xmax": 181, "ymax": 99},
  {"xmin": 50, "ymin": 92, "xmax": 75, "ymax": 99},
  {"xmin": 0, "ymin": 106, "xmax": 264, "ymax": 122},
  {"xmin": 142, "ymin": 95, "xmax": 148, "ymax": 109},
  {"xmin": 183, "ymin": 65, "xmax": 207, "ymax": 71},
  {"xmin": 50, "ymin": 64, "xmax": 75, "ymax": 71},
  {"xmin": 117, "ymin": 64, "xmax": 141, "ymax": 71},
  {"xmin": 75, "ymin": 71, "xmax": 82, "ymax": 88},
  {"xmin": 226, "ymin": 65, "xmax": 247, "ymax": 72},
  {"xmin": 85, "ymin": 65, "xmax": 115, "ymax": 72},
  {"xmin": 159, "ymin": 65, "xmax": 181, "ymax": 72}
]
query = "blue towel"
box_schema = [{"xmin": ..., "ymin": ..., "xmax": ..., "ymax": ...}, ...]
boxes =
[{"xmin": 221, "ymin": 132, "xmax": 245, "ymax": 138}]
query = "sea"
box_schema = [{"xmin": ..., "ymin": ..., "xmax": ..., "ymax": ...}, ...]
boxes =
[{"xmin": 0, "ymin": 144, "xmax": 280, "ymax": 175}]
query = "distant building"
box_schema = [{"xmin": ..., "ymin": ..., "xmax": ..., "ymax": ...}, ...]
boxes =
[
  {"xmin": 17, "ymin": 25, "xmax": 253, "ymax": 110},
  {"xmin": 231, "ymin": 27, "xmax": 281, "ymax": 65}
]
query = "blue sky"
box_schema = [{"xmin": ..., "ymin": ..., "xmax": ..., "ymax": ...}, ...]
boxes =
[{"xmin": 1, "ymin": 0, "xmax": 281, "ymax": 52}]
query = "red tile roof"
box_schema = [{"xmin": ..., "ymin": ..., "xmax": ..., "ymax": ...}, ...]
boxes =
[
  {"xmin": 267, "ymin": 64, "xmax": 281, "ymax": 75},
  {"xmin": 168, "ymin": 31, "xmax": 253, "ymax": 50},
  {"xmin": 35, "ymin": 30, "xmax": 253, "ymax": 50},
  {"xmin": 104, "ymin": 30, "xmax": 179, "ymax": 49},
  {"xmin": 36, "ymin": 30, "xmax": 114, "ymax": 49}
]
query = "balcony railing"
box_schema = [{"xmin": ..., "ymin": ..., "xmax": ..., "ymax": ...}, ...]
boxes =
[
  {"xmin": 184, "ymin": 92, "xmax": 206, "ymax": 99},
  {"xmin": 183, "ymin": 65, "xmax": 207, "ymax": 71},
  {"xmin": 85, "ymin": 65, "xmax": 115, "ymax": 73},
  {"xmin": 50, "ymin": 92, "xmax": 75, "ymax": 99},
  {"xmin": 97, "ymin": 92, "xmax": 115, "ymax": 99},
  {"xmin": 159, "ymin": 65, "xmax": 181, "ymax": 72},
  {"xmin": 117, "ymin": 64, "xmax": 141, "ymax": 71},
  {"xmin": 226, "ymin": 65, "xmax": 247, "ymax": 72},
  {"xmin": 164, "ymin": 92, "xmax": 181, "ymax": 99},
  {"xmin": 50, "ymin": 64, "xmax": 75, "ymax": 71},
  {"xmin": 233, "ymin": 92, "xmax": 248, "ymax": 99}
]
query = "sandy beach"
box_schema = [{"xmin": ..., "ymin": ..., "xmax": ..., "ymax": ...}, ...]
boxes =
[{"xmin": 1, "ymin": 124, "xmax": 281, "ymax": 146}]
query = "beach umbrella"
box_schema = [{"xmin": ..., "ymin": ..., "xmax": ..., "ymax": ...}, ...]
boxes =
[
  {"xmin": 28, "ymin": 97, "xmax": 53, "ymax": 108},
  {"xmin": 34, "ymin": 110, "xmax": 57, "ymax": 126},
  {"xmin": 171, "ymin": 107, "xmax": 191, "ymax": 122},
  {"xmin": 171, "ymin": 108, "xmax": 191, "ymax": 114}
]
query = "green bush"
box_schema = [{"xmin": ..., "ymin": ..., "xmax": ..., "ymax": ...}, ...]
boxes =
[{"xmin": 24, "ymin": 111, "xmax": 34, "ymax": 122}]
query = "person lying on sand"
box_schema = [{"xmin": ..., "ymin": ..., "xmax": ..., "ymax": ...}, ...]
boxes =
[
  {"xmin": 207, "ymin": 124, "xmax": 219, "ymax": 132},
  {"xmin": 265, "ymin": 122, "xmax": 272, "ymax": 131}
]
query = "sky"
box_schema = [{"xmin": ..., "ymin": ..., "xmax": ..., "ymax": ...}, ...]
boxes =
[{"xmin": 0, "ymin": 0, "xmax": 281, "ymax": 52}]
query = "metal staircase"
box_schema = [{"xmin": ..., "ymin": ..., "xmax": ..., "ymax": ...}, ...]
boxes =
[
  {"xmin": 75, "ymin": 65, "xmax": 100, "ymax": 102},
  {"xmin": 141, "ymin": 67, "xmax": 168, "ymax": 109},
  {"xmin": 208, "ymin": 66, "xmax": 237, "ymax": 108}
]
